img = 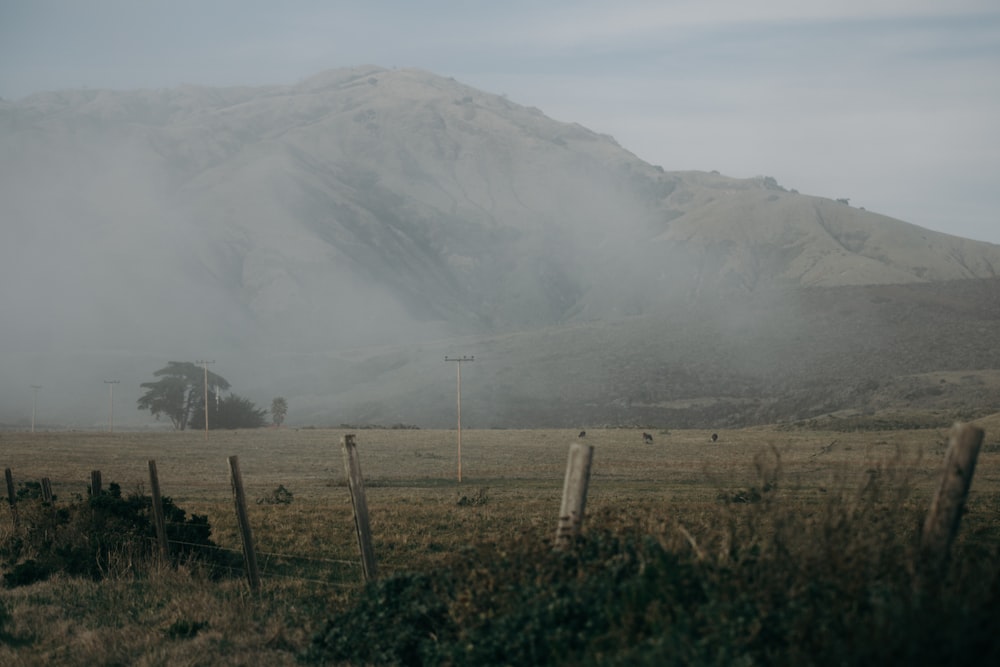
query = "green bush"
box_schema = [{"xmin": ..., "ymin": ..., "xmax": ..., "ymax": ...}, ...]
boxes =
[
  {"xmin": 14, "ymin": 480, "xmax": 53, "ymax": 502},
  {"xmin": 308, "ymin": 473, "xmax": 1000, "ymax": 666},
  {"xmin": 1, "ymin": 481, "xmax": 235, "ymax": 587}
]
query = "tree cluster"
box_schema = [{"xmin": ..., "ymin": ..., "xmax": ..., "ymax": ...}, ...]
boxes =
[
  {"xmin": 137, "ymin": 362, "xmax": 279, "ymax": 430},
  {"xmin": 190, "ymin": 394, "xmax": 268, "ymax": 430}
]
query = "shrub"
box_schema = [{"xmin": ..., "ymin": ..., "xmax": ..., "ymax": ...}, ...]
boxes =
[
  {"xmin": 15, "ymin": 480, "xmax": 53, "ymax": 502},
  {"xmin": 307, "ymin": 467, "xmax": 1000, "ymax": 666},
  {"xmin": 1, "ymin": 481, "xmax": 234, "ymax": 587},
  {"xmin": 456, "ymin": 487, "xmax": 489, "ymax": 507},
  {"xmin": 257, "ymin": 484, "xmax": 294, "ymax": 505}
]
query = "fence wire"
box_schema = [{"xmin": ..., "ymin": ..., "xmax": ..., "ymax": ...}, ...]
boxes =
[
  {"xmin": 7, "ymin": 468, "xmax": 378, "ymax": 590},
  {"xmin": 142, "ymin": 536, "xmax": 364, "ymax": 588}
]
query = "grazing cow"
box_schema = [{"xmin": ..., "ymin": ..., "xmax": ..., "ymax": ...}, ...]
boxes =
[
  {"xmin": 643, "ymin": 432, "xmax": 653, "ymax": 443},
  {"xmin": 578, "ymin": 430, "xmax": 587, "ymax": 438},
  {"xmin": 711, "ymin": 433, "xmax": 718, "ymax": 442}
]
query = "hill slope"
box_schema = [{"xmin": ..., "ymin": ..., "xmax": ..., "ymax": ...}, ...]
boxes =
[{"xmin": 1, "ymin": 66, "xmax": 998, "ymax": 427}]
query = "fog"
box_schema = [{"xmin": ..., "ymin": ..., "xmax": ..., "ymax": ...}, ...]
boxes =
[
  {"xmin": 0, "ymin": 74, "xmax": 667, "ymax": 428},
  {"xmin": 2, "ymin": 70, "xmax": 994, "ymax": 429}
]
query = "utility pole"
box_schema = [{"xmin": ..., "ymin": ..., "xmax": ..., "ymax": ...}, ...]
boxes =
[
  {"xmin": 104, "ymin": 380, "xmax": 120, "ymax": 432},
  {"xmin": 195, "ymin": 360, "xmax": 215, "ymax": 440},
  {"xmin": 444, "ymin": 356, "xmax": 474, "ymax": 483},
  {"xmin": 30, "ymin": 385, "xmax": 41, "ymax": 433}
]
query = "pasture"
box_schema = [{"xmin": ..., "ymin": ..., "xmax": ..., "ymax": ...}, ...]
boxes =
[{"xmin": 1, "ymin": 419, "xmax": 998, "ymax": 665}]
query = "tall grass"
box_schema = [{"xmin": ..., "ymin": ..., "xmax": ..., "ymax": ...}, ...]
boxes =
[
  {"xmin": 1, "ymin": 425, "xmax": 998, "ymax": 664},
  {"xmin": 309, "ymin": 453, "xmax": 1000, "ymax": 666}
]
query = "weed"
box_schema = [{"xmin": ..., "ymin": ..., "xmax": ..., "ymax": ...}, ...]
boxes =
[
  {"xmin": 456, "ymin": 487, "xmax": 489, "ymax": 507},
  {"xmin": 165, "ymin": 618, "xmax": 209, "ymax": 640},
  {"xmin": 257, "ymin": 484, "xmax": 294, "ymax": 505}
]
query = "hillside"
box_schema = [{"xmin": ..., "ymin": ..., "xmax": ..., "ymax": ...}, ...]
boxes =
[
  {"xmin": 270, "ymin": 277, "xmax": 1000, "ymax": 429},
  {"xmin": 1, "ymin": 66, "xmax": 998, "ymax": 428}
]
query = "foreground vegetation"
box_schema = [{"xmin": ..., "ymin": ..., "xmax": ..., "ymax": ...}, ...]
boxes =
[{"xmin": 1, "ymin": 418, "xmax": 998, "ymax": 665}]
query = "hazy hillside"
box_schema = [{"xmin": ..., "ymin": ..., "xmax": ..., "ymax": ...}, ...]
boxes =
[
  {"xmin": 262, "ymin": 277, "xmax": 1000, "ymax": 429},
  {"xmin": 1, "ymin": 66, "xmax": 998, "ymax": 428}
]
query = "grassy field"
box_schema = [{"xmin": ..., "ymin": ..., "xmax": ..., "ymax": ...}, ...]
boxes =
[{"xmin": 1, "ymin": 417, "xmax": 998, "ymax": 665}]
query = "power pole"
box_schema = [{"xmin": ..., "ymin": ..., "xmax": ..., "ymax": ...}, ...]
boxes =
[
  {"xmin": 104, "ymin": 380, "xmax": 120, "ymax": 432},
  {"xmin": 444, "ymin": 356, "xmax": 474, "ymax": 483},
  {"xmin": 195, "ymin": 360, "xmax": 215, "ymax": 440},
  {"xmin": 30, "ymin": 385, "xmax": 41, "ymax": 433}
]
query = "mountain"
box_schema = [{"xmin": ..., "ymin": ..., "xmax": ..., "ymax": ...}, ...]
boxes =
[{"xmin": 2, "ymin": 66, "xmax": 998, "ymax": 429}]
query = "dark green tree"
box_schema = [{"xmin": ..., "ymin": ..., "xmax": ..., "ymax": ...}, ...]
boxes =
[
  {"xmin": 271, "ymin": 397, "xmax": 288, "ymax": 427},
  {"xmin": 136, "ymin": 362, "xmax": 230, "ymax": 430},
  {"xmin": 190, "ymin": 393, "xmax": 268, "ymax": 430}
]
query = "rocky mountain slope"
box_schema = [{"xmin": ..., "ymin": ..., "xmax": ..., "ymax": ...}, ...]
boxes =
[{"xmin": 1, "ymin": 66, "xmax": 998, "ymax": 428}]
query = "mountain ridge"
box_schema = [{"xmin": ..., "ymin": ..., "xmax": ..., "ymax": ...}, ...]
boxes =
[{"xmin": 2, "ymin": 66, "xmax": 998, "ymax": 428}]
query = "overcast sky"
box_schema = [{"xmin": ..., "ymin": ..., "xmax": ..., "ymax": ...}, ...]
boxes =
[{"xmin": 2, "ymin": 0, "xmax": 998, "ymax": 244}]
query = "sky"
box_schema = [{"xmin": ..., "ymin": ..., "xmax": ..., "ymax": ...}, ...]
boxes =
[{"xmin": 1, "ymin": 0, "xmax": 999, "ymax": 245}]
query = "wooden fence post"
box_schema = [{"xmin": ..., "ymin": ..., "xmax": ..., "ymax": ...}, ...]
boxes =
[
  {"xmin": 919, "ymin": 422, "xmax": 985, "ymax": 579},
  {"xmin": 341, "ymin": 434, "xmax": 377, "ymax": 582},
  {"xmin": 228, "ymin": 455, "xmax": 261, "ymax": 592},
  {"xmin": 90, "ymin": 470, "xmax": 102, "ymax": 497},
  {"xmin": 41, "ymin": 478, "xmax": 53, "ymax": 504},
  {"xmin": 147, "ymin": 460, "xmax": 169, "ymax": 560},
  {"xmin": 5, "ymin": 468, "xmax": 18, "ymax": 528},
  {"xmin": 555, "ymin": 443, "xmax": 594, "ymax": 549}
]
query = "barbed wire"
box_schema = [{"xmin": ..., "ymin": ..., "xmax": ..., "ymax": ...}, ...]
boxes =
[
  {"xmin": 146, "ymin": 536, "xmax": 365, "ymax": 588},
  {"xmin": 5, "ymin": 475, "xmax": 378, "ymax": 588},
  {"xmin": 196, "ymin": 561, "xmax": 351, "ymax": 588},
  {"xmin": 253, "ymin": 567, "xmax": 360, "ymax": 589},
  {"xmin": 157, "ymin": 537, "xmax": 230, "ymax": 553},
  {"xmin": 155, "ymin": 534, "xmax": 360, "ymax": 568},
  {"xmin": 256, "ymin": 548, "xmax": 359, "ymax": 567}
]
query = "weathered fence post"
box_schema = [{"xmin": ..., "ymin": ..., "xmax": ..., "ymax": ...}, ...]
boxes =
[
  {"xmin": 147, "ymin": 460, "xmax": 169, "ymax": 560},
  {"xmin": 40, "ymin": 478, "xmax": 53, "ymax": 504},
  {"xmin": 555, "ymin": 443, "xmax": 594, "ymax": 549},
  {"xmin": 5, "ymin": 468, "xmax": 18, "ymax": 528},
  {"xmin": 228, "ymin": 455, "xmax": 261, "ymax": 592},
  {"xmin": 919, "ymin": 422, "xmax": 985, "ymax": 580},
  {"xmin": 90, "ymin": 470, "xmax": 102, "ymax": 497},
  {"xmin": 341, "ymin": 434, "xmax": 377, "ymax": 582}
]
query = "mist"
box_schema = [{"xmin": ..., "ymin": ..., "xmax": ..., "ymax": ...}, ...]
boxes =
[{"xmin": 3, "ymin": 68, "xmax": 999, "ymax": 430}]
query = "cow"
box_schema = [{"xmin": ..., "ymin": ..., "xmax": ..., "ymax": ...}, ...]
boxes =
[
  {"xmin": 643, "ymin": 432, "xmax": 653, "ymax": 443},
  {"xmin": 711, "ymin": 433, "xmax": 718, "ymax": 442},
  {"xmin": 578, "ymin": 430, "xmax": 587, "ymax": 438}
]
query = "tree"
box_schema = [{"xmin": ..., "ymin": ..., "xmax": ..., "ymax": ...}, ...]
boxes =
[
  {"xmin": 271, "ymin": 397, "xmax": 288, "ymax": 427},
  {"xmin": 136, "ymin": 362, "xmax": 230, "ymax": 430},
  {"xmin": 190, "ymin": 393, "xmax": 268, "ymax": 430}
]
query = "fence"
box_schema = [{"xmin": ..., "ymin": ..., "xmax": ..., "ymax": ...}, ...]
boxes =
[
  {"xmin": 2, "ymin": 424, "xmax": 987, "ymax": 592},
  {"xmin": 3, "ymin": 435, "xmax": 376, "ymax": 592}
]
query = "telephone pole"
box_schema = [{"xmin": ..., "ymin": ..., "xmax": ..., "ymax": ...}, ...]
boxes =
[
  {"xmin": 444, "ymin": 356, "xmax": 474, "ymax": 483},
  {"xmin": 30, "ymin": 385, "xmax": 41, "ymax": 433},
  {"xmin": 195, "ymin": 360, "xmax": 215, "ymax": 440},
  {"xmin": 104, "ymin": 380, "xmax": 120, "ymax": 432}
]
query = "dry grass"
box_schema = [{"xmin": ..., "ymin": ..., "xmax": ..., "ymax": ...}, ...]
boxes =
[
  {"xmin": 1, "ymin": 421, "xmax": 998, "ymax": 664},
  {"xmin": 3, "ymin": 423, "xmax": 983, "ymax": 498}
]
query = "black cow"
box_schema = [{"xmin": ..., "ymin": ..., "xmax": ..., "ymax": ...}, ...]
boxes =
[
  {"xmin": 711, "ymin": 433, "xmax": 718, "ymax": 442},
  {"xmin": 578, "ymin": 430, "xmax": 587, "ymax": 438},
  {"xmin": 643, "ymin": 432, "xmax": 653, "ymax": 443}
]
